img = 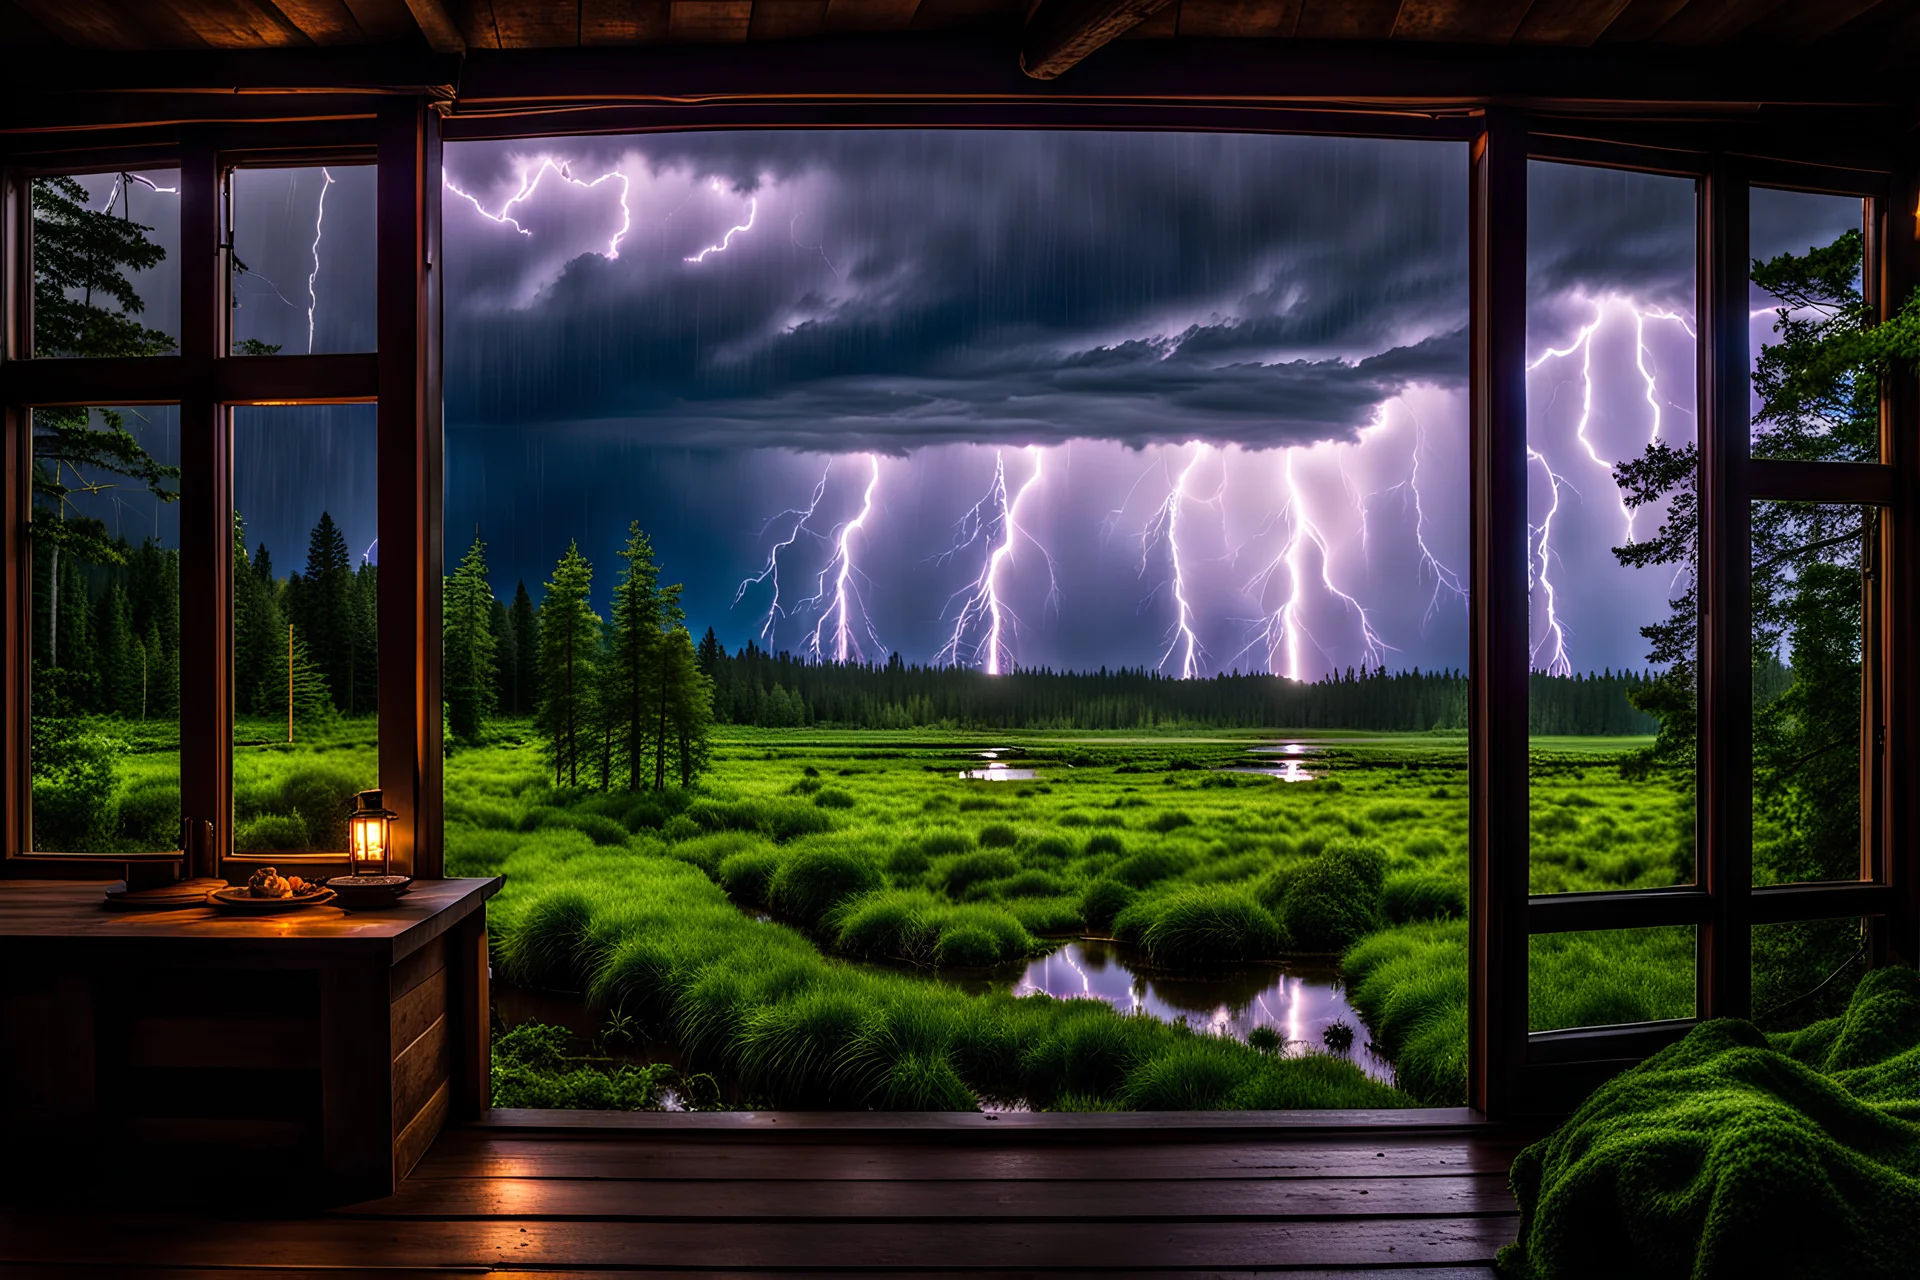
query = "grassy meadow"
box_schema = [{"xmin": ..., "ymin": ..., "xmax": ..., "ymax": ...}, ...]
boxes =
[
  {"xmin": 440, "ymin": 722, "xmax": 1697, "ymax": 1109},
  {"xmin": 51, "ymin": 713, "xmax": 1708, "ymax": 1108}
]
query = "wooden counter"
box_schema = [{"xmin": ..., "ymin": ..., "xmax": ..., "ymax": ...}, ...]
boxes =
[{"xmin": 0, "ymin": 877, "xmax": 501, "ymax": 1200}]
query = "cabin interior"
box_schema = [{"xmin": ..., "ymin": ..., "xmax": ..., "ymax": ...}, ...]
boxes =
[{"xmin": 2, "ymin": 1, "xmax": 1918, "ymax": 1275}]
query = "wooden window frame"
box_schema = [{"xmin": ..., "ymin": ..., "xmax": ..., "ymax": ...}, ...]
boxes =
[
  {"xmin": 3, "ymin": 87, "xmax": 1914, "ymax": 1116},
  {"xmin": 1471, "ymin": 119, "xmax": 1917, "ymax": 1114},
  {"xmin": 1, "ymin": 105, "xmax": 443, "ymax": 879}
]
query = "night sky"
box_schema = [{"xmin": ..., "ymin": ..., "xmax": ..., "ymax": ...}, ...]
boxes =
[{"xmin": 64, "ymin": 138, "xmax": 1862, "ymax": 681}]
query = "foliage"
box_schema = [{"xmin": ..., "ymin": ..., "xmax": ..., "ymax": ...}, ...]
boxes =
[
  {"xmin": 537, "ymin": 542, "xmax": 601, "ymax": 788},
  {"xmin": 1497, "ymin": 966, "xmax": 1920, "ymax": 1280},
  {"xmin": 491, "ymin": 1021, "xmax": 675, "ymax": 1110},
  {"xmin": 1612, "ymin": 230, "xmax": 1920, "ymax": 893},
  {"xmin": 444, "ymin": 533, "xmax": 499, "ymax": 742}
]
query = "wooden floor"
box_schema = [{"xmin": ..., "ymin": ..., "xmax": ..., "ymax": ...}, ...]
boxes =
[{"xmin": 0, "ymin": 1109, "xmax": 1527, "ymax": 1276}]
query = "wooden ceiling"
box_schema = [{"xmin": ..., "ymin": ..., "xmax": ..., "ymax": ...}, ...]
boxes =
[{"xmin": 3, "ymin": 0, "xmax": 1916, "ymax": 67}]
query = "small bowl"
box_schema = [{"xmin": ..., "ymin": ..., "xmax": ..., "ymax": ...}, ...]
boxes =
[{"xmin": 325, "ymin": 875, "xmax": 415, "ymax": 908}]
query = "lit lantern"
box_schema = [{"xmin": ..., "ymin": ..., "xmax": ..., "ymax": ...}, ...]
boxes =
[{"xmin": 348, "ymin": 789, "xmax": 396, "ymax": 877}]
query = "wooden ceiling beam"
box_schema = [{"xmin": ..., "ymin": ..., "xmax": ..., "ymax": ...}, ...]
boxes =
[
  {"xmin": 1020, "ymin": 0, "xmax": 1174, "ymax": 79},
  {"xmin": 401, "ymin": 0, "xmax": 467, "ymax": 49}
]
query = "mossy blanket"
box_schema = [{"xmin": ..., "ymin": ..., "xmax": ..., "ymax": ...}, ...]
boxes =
[{"xmin": 1498, "ymin": 966, "xmax": 1920, "ymax": 1280}]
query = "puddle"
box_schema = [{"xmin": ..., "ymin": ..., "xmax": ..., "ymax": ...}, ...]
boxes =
[
  {"xmin": 960, "ymin": 762, "xmax": 1037, "ymax": 781},
  {"xmin": 1223, "ymin": 740, "xmax": 1323, "ymax": 782},
  {"xmin": 942, "ymin": 938, "xmax": 1392, "ymax": 1085}
]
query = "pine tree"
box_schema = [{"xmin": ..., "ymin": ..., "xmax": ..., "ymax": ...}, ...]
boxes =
[
  {"xmin": 93, "ymin": 581, "xmax": 136, "ymax": 718},
  {"xmin": 232, "ymin": 517, "xmax": 286, "ymax": 718},
  {"xmin": 649, "ymin": 578, "xmax": 688, "ymax": 793},
  {"xmin": 296, "ymin": 512, "xmax": 355, "ymax": 713},
  {"xmin": 536, "ymin": 543, "xmax": 600, "ymax": 788},
  {"xmin": 606, "ymin": 523, "xmax": 664, "ymax": 791},
  {"xmin": 490, "ymin": 596, "xmax": 516, "ymax": 719},
  {"xmin": 509, "ymin": 582, "xmax": 539, "ymax": 716},
  {"xmin": 443, "ymin": 534, "xmax": 499, "ymax": 742},
  {"xmin": 666, "ymin": 626, "xmax": 715, "ymax": 788},
  {"xmin": 347, "ymin": 561, "xmax": 378, "ymax": 716}
]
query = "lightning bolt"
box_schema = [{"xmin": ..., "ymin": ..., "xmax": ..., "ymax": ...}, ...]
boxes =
[
  {"xmin": 443, "ymin": 158, "xmax": 634, "ymax": 259},
  {"xmin": 802, "ymin": 454, "xmax": 885, "ymax": 664},
  {"xmin": 734, "ymin": 461, "xmax": 833, "ymax": 645},
  {"xmin": 685, "ymin": 181, "xmax": 758, "ymax": 263},
  {"xmin": 1527, "ymin": 446, "xmax": 1577, "ymax": 677},
  {"xmin": 1238, "ymin": 449, "xmax": 1390, "ymax": 681},
  {"xmin": 96, "ymin": 172, "xmax": 178, "ymax": 213},
  {"xmin": 305, "ymin": 167, "xmax": 334, "ymax": 354},
  {"xmin": 362, "ymin": 538, "xmax": 378, "ymax": 566},
  {"xmin": 1139, "ymin": 444, "xmax": 1214, "ymax": 680},
  {"xmin": 1374, "ymin": 407, "xmax": 1468, "ymax": 629},
  {"xmin": 935, "ymin": 447, "xmax": 1056, "ymax": 674}
]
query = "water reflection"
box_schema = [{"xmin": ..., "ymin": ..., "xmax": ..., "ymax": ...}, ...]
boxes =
[
  {"xmin": 945, "ymin": 938, "xmax": 1393, "ymax": 1085},
  {"xmin": 960, "ymin": 762, "xmax": 1037, "ymax": 781},
  {"xmin": 1224, "ymin": 740, "xmax": 1323, "ymax": 782}
]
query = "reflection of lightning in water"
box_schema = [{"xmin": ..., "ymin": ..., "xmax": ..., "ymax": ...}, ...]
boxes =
[
  {"xmin": 305, "ymin": 168, "xmax": 334, "ymax": 353},
  {"xmin": 1240, "ymin": 450, "xmax": 1390, "ymax": 680},
  {"xmin": 686, "ymin": 181, "xmax": 758, "ymax": 263},
  {"xmin": 734, "ymin": 462, "xmax": 832, "ymax": 645},
  {"xmin": 443, "ymin": 159, "xmax": 634, "ymax": 258},
  {"xmin": 801, "ymin": 455, "xmax": 884, "ymax": 663},
  {"xmin": 1527, "ymin": 447, "xmax": 1576, "ymax": 677},
  {"xmin": 1140, "ymin": 444, "xmax": 1213, "ymax": 679},
  {"xmin": 936, "ymin": 447, "xmax": 1056, "ymax": 673}
]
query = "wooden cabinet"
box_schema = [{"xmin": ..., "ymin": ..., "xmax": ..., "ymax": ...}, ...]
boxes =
[{"xmin": 0, "ymin": 878, "xmax": 500, "ymax": 1200}]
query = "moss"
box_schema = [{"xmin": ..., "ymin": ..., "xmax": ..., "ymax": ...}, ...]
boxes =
[{"xmin": 1497, "ymin": 967, "xmax": 1920, "ymax": 1280}]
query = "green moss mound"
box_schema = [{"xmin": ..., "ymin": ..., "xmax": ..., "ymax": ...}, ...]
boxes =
[
  {"xmin": 1497, "ymin": 966, "xmax": 1920, "ymax": 1280},
  {"xmin": 1271, "ymin": 839, "xmax": 1388, "ymax": 951}
]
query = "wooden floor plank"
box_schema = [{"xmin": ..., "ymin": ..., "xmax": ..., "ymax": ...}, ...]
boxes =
[
  {"xmin": 0, "ymin": 1215, "xmax": 1519, "ymax": 1270},
  {"xmin": 415, "ymin": 1134, "xmax": 1525, "ymax": 1182},
  {"xmin": 0, "ymin": 1270, "xmax": 1502, "ymax": 1279},
  {"xmin": 342, "ymin": 1173, "xmax": 1517, "ymax": 1221}
]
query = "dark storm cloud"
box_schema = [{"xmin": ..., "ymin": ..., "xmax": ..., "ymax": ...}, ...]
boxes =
[{"xmin": 444, "ymin": 131, "xmax": 1474, "ymax": 449}]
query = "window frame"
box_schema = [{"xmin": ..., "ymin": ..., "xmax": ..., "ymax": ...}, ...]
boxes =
[{"xmin": 2, "ymin": 95, "xmax": 1913, "ymax": 1116}]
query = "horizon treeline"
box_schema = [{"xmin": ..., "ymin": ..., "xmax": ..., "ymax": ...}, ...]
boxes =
[{"xmin": 690, "ymin": 636, "xmax": 1663, "ymax": 735}]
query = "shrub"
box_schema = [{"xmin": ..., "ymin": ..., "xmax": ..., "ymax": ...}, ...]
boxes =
[
  {"xmin": 717, "ymin": 847, "xmax": 784, "ymax": 904},
  {"xmin": 976, "ymin": 822, "xmax": 1019, "ymax": 848},
  {"xmin": 1247, "ymin": 1025, "xmax": 1282, "ymax": 1052},
  {"xmin": 234, "ymin": 812, "xmax": 309, "ymax": 851},
  {"xmin": 1110, "ymin": 847, "xmax": 1192, "ymax": 888},
  {"xmin": 1272, "ymin": 839, "xmax": 1389, "ymax": 952},
  {"xmin": 1135, "ymin": 889, "xmax": 1283, "ymax": 965},
  {"xmin": 115, "ymin": 779, "xmax": 181, "ymax": 849},
  {"xmin": 812, "ymin": 787, "xmax": 856, "ymax": 810},
  {"xmin": 1381, "ymin": 872, "xmax": 1467, "ymax": 924},
  {"xmin": 491, "ymin": 1022, "xmax": 670, "ymax": 1110},
  {"xmin": 273, "ymin": 763, "xmax": 365, "ymax": 849},
  {"xmin": 1079, "ymin": 878, "xmax": 1136, "ymax": 931},
  {"xmin": 919, "ymin": 830, "xmax": 973, "ymax": 858},
  {"xmin": 1323, "ymin": 1020, "xmax": 1356, "ymax": 1052},
  {"xmin": 937, "ymin": 850, "xmax": 1021, "ymax": 897},
  {"xmin": 768, "ymin": 845, "xmax": 881, "ymax": 921}
]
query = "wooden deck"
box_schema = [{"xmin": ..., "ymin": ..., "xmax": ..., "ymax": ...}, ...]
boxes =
[{"xmin": 0, "ymin": 1108, "xmax": 1527, "ymax": 1276}]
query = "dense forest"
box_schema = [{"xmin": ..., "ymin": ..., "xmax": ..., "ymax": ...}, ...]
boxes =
[{"xmin": 692, "ymin": 636, "xmax": 1660, "ymax": 735}]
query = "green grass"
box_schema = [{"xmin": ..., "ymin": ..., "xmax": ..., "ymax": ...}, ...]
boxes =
[{"xmin": 42, "ymin": 713, "xmax": 1716, "ymax": 1109}]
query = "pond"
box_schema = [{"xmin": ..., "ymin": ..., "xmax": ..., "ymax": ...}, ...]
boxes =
[
  {"xmin": 937, "ymin": 937, "xmax": 1395, "ymax": 1085},
  {"xmin": 1221, "ymin": 740, "xmax": 1323, "ymax": 783},
  {"xmin": 959, "ymin": 760, "xmax": 1037, "ymax": 781}
]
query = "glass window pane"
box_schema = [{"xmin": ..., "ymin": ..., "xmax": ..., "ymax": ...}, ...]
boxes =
[
  {"xmin": 230, "ymin": 166, "xmax": 376, "ymax": 356},
  {"xmin": 1529, "ymin": 926, "xmax": 1695, "ymax": 1032},
  {"xmin": 30, "ymin": 405, "xmax": 181, "ymax": 852},
  {"xmin": 1753, "ymin": 918, "xmax": 1868, "ymax": 1035},
  {"xmin": 231, "ymin": 405, "xmax": 378, "ymax": 853},
  {"xmin": 1749, "ymin": 188, "xmax": 1873, "ymax": 464},
  {"xmin": 1525, "ymin": 161, "xmax": 1697, "ymax": 894},
  {"xmin": 31, "ymin": 170, "xmax": 180, "ymax": 358},
  {"xmin": 1751, "ymin": 500, "xmax": 1874, "ymax": 886},
  {"xmin": 444, "ymin": 130, "xmax": 1474, "ymax": 1111}
]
